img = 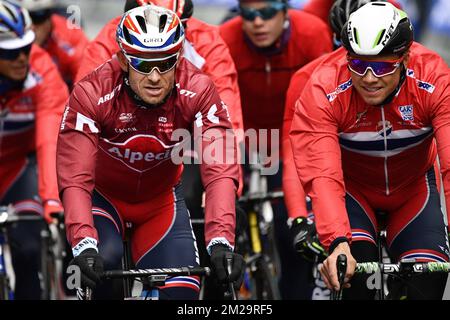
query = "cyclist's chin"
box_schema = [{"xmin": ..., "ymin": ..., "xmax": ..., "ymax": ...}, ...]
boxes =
[
  {"xmin": 139, "ymin": 88, "xmax": 167, "ymax": 105},
  {"xmin": 357, "ymin": 88, "xmax": 389, "ymax": 106}
]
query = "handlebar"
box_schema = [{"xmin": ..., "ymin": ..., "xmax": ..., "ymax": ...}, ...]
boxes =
[
  {"xmin": 101, "ymin": 266, "xmax": 211, "ymax": 279},
  {"xmin": 0, "ymin": 205, "xmax": 44, "ymax": 226},
  {"xmin": 354, "ymin": 260, "xmax": 450, "ymax": 274}
]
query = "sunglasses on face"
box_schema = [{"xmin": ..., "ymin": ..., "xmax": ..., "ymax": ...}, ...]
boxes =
[
  {"xmin": 126, "ymin": 53, "xmax": 179, "ymax": 75},
  {"xmin": 239, "ymin": 2, "xmax": 286, "ymax": 21},
  {"xmin": 0, "ymin": 44, "xmax": 33, "ymax": 61},
  {"xmin": 347, "ymin": 56, "xmax": 404, "ymax": 78}
]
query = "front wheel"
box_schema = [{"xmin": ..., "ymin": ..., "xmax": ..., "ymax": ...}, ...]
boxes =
[{"xmin": 250, "ymin": 256, "xmax": 280, "ymax": 300}]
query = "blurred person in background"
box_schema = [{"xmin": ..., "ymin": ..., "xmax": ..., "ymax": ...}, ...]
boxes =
[
  {"xmin": 10, "ymin": 0, "xmax": 89, "ymax": 88},
  {"xmin": 0, "ymin": 0, "xmax": 67, "ymax": 299},
  {"xmin": 220, "ymin": 0, "xmax": 332, "ymax": 299}
]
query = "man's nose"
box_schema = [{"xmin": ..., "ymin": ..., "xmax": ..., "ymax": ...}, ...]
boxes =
[
  {"xmin": 146, "ymin": 68, "xmax": 161, "ymax": 82},
  {"xmin": 362, "ymin": 69, "xmax": 378, "ymax": 83},
  {"xmin": 253, "ymin": 15, "xmax": 265, "ymax": 26}
]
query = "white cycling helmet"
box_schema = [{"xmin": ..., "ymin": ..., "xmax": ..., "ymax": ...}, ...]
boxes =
[
  {"xmin": 0, "ymin": 0, "xmax": 35, "ymax": 49},
  {"xmin": 341, "ymin": 1, "xmax": 413, "ymax": 56},
  {"xmin": 8, "ymin": 0, "xmax": 55, "ymax": 12},
  {"xmin": 117, "ymin": 5, "xmax": 185, "ymax": 56}
]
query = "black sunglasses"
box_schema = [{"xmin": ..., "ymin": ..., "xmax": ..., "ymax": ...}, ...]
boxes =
[
  {"xmin": 239, "ymin": 2, "xmax": 286, "ymax": 21},
  {"xmin": 0, "ymin": 44, "xmax": 33, "ymax": 61},
  {"xmin": 30, "ymin": 9, "xmax": 53, "ymax": 25}
]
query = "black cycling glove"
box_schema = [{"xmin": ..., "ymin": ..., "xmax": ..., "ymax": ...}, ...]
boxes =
[
  {"xmin": 290, "ymin": 217, "xmax": 326, "ymax": 261},
  {"xmin": 69, "ymin": 248, "xmax": 104, "ymax": 289},
  {"xmin": 210, "ymin": 244, "xmax": 245, "ymax": 290}
]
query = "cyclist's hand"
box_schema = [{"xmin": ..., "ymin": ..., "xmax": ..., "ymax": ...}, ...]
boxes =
[
  {"xmin": 69, "ymin": 248, "xmax": 104, "ymax": 289},
  {"xmin": 319, "ymin": 242, "xmax": 356, "ymax": 291},
  {"xmin": 43, "ymin": 199, "xmax": 63, "ymax": 224},
  {"xmin": 290, "ymin": 217, "xmax": 325, "ymax": 261},
  {"xmin": 210, "ymin": 244, "xmax": 245, "ymax": 290}
]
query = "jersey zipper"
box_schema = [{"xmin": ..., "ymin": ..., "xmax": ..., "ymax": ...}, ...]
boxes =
[
  {"xmin": 265, "ymin": 59, "xmax": 271, "ymax": 86},
  {"xmin": 380, "ymin": 106, "xmax": 390, "ymax": 195}
]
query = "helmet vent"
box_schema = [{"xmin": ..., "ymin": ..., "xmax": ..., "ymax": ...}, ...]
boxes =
[
  {"xmin": 353, "ymin": 28, "xmax": 359, "ymax": 45},
  {"xmin": 4, "ymin": 4, "xmax": 18, "ymax": 24},
  {"xmin": 159, "ymin": 14, "xmax": 167, "ymax": 33},
  {"xmin": 372, "ymin": 2, "xmax": 386, "ymax": 6},
  {"xmin": 174, "ymin": 24, "xmax": 181, "ymax": 42},
  {"xmin": 135, "ymin": 15, "xmax": 147, "ymax": 33},
  {"xmin": 123, "ymin": 26, "xmax": 132, "ymax": 44},
  {"xmin": 375, "ymin": 29, "xmax": 385, "ymax": 46}
]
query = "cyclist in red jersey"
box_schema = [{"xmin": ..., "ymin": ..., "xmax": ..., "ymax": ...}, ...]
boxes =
[
  {"xmin": 75, "ymin": 0, "xmax": 243, "ymax": 139},
  {"xmin": 219, "ymin": 0, "xmax": 332, "ymax": 299},
  {"xmin": 10, "ymin": 0, "xmax": 89, "ymax": 87},
  {"xmin": 286, "ymin": 0, "xmax": 382, "ymax": 264},
  {"xmin": 0, "ymin": 1, "xmax": 67, "ymax": 299},
  {"xmin": 57, "ymin": 5, "xmax": 244, "ymax": 299},
  {"xmin": 290, "ymin": 2, "xmax": 450, "ymax": 299},
  {"xmin": 75, "ymin": 0, "xmax": 244, "ymax": 299}
]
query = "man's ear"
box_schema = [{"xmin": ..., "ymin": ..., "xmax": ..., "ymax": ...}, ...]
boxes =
[{"xmin": 117, "ymin": 51, "xmax": 129, "ymax": 72}]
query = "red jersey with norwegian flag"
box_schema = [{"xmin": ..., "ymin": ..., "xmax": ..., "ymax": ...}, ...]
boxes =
[
  {"xmin": 57, "ymin": 57, "xmax": 239, "ymax": 250},
  {"xmin": 290, "ymin": 42, "xmax": 450, "ymax": 249},
  {"xmin": 0, "ymin": 45, "xmax": 68, "ymax": 203}
]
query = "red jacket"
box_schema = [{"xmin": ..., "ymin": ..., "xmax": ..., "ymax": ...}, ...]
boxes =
[
  {"xmin": 283, "ymin": 47, "xmax": 347, "ymax": 219},
  {"xmin": 290, "ymin": 42, "xmax": 450, "ymax": 249},
  {"xmin": 0, "ymin": 45, "xmax": 68, "ymax": 202},
  {"xmin": 220, "ymin": 10, "xmax": 332, "ymax": 151},
  {"xmin": 42, "ymin": 14, "xmax": 89, "ymax": 84},
  {"xmin": 58, "ymin": 58, "xmax": 239, "ymax": 250}
]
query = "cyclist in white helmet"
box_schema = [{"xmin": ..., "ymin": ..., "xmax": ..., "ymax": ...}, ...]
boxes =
[{"xmin": 290, "ymin": 2, "xmax": 450, "ymax": 299}]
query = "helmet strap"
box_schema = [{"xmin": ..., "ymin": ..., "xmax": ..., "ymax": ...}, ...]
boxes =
[{"xmin": 378, "ymin": 64, "xmax": 406, "ymax": 106}]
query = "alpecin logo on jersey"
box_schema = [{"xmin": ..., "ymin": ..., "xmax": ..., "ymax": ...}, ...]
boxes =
[
  {"xmin": 398, "ymin": 105, "xmax": 414, "ymax": 121},
  {"xmin": 100, "ymin": 134, "xmax": 177, "ymax": 172}
]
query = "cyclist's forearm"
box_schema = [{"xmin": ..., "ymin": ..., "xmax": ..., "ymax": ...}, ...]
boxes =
[
  {"xmin": 309, "ymin": 177, "xmax": 351, "ymax": 250},
  {"xmin": 204, "ymin": 177, "xmax": 237, "ymax": 253},
  {"xmin": 61, "ymin": 186, "xmax": 98, "ymax": 255}
]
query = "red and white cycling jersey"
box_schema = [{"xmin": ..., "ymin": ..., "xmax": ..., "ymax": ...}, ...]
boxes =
[
  {"xmin": 290, "ymin": 42, "xmax": 450, "ymax": 249},
  {"xmin": 0, "ymin": 45, "xmax": 67, "ymax": 203},
  {"xmin": 57, "ymin": 57, "xmax": 239, "ymax": 251}
]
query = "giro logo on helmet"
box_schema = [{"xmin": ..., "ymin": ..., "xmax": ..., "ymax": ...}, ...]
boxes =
[{"xmin": 143, "ymin": 38, "xmax": 164, "ymax": 43}]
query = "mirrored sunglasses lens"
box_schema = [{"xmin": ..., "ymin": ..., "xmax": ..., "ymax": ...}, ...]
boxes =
[
  {"xmin": 370, "ymin": 61, "xmax": 398, "ymax": 77},
  {"xmin": 348, "ymin": 59, "xmax": 369, "ymax": 76},
  {"xmin": 129, "ymin": 55, "xmax": 178, "ymax": 74}
]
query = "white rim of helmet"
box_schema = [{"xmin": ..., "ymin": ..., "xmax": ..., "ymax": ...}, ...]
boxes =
[{"xmin": 346, "ymin": 1, "xmax": 408, "ymax": 55}]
